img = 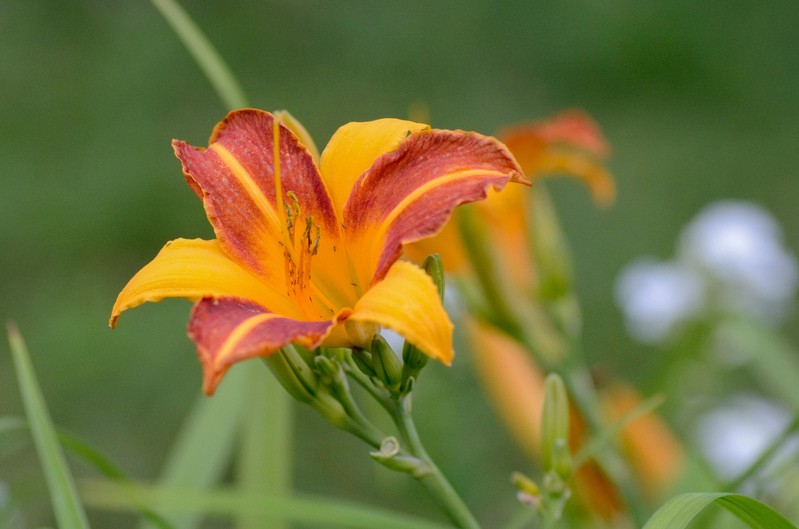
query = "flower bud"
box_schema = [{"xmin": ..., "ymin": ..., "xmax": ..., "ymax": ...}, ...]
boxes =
[
  {"xmin": 399, "ymin": 254, "xmax": 444, "ymax": 390},
  {"xmin": 530, "ymin": 187, "xmax": 573, "ymax": 304},
  {"xmin": 265, "ymin": 346, "xmax": 318, "ymax": 403},
  {"xmin": 541, "ymin": 373, "xmax": 570, "ymax": 474},
  {"xmin": 371, "ymin": 335, "xmax": 404, "ymax": 392}
]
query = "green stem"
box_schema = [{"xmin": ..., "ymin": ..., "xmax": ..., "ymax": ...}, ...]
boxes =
[
  {"xmin": 149, "ymin": 0, "xmax": 249, "ymax": 109},
  {"xmin": 389, "ymin": 395, "xmax": 482, "ymax": 529}
]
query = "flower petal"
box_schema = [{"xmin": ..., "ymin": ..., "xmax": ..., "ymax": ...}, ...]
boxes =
[
  {"xmin": 499, "ymin": 112, "xmax": 615, "ymax": 206},
  {"xmin": 173, "ymin": 109, "xmax": 339, "ymax": 285},
  {"xmin": 319, "ymin": 118, "xmax": 429, "ymax": 218},
  {"xmin": 189, "ymin": 297, "xmax": 335, "ymax": 395},
  {"xmin": 344, "ymin": 129, "xmax": 526, "ymax": 285},
  {"xmin": 348, "ymin": 260, "xmax": 454, "ymax": 365},
  {"xmin": 110, "ymin": 238, "xmax": 297, "ymax": 327}
]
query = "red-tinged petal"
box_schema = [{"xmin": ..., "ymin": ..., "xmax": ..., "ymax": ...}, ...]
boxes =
[
  {"xmin": 499, "ymin": 112, "xmax": 615, "ymax": 206},
  {"xmin": 173, "ymin": 109, "xmax": 339, "ymax": 286},
  {"xmin": 499, "ymin": 111, "xmax": 610, "ymax": 160},
  {"xmin": 188, "ymin": 297, "xmax": 336, "ymax": 395},
  {"xmin": 344, "ymin": 129, "xmax": 527, "ymax": 285},
  {"xmin": 319, "ymin": 119, "xmax": 430, "ymax": 218},
  {"xmin": 348, "ymin": 260, "xmax": 454, "ymax": 365},
  {"xmin": 110, "ymin": 238, "xmax": 296, "ymax": 327}
]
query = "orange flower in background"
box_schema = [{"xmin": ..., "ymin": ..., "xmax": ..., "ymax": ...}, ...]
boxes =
[
  {"xmin": 406, "ymin": 110, "xmax": 614, "ymax": 289},
  {"xmin": 111, "ymin": 109, "xmax": 526, "ymax": 394}
]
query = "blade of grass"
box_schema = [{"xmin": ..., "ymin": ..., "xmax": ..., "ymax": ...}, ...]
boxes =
[
  {"xmin": 642, "ymin": 492, "xmax": 797, "ymax": 529},
  {"xmin": 0, "ymin": 416, "xmax": 173, "ymax": 528},
  {"xmin": 727, "ymin": 317, "xmax": 799, "ymax": 410},
  {"xmin": 7, "ymin": 321, "xmax": 91, "ymax": 529},
  {"xmin": 235, "ymin": 366, "xmax": 292, "ymax": 529},
  {"xmin": 573, "ymin": 393, "xmax": 665, "ymax": 467},
  {"xmin": 82, "ymin": 480, "xmax": 454, "ymax": 529},
  {"xmin": 149, "ymin": 0, "xmax": 248, "ymax": 109},
  {"xmin": 138, "ymin": 364, "xmax": 249, "ymax": 529}
]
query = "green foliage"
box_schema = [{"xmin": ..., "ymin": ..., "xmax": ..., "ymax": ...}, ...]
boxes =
[
  {"xmin": 8, "ymin": 323, "xmax": 91, "ymax": 529},
  {"xmin": 643, "ymin": 493, "xmax": 798, "ymax": 529}
]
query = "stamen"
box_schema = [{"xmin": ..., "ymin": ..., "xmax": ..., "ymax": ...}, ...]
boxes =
[{"xmin": 270, "ymin": 117, "xmax": 336, "ymax": 317}]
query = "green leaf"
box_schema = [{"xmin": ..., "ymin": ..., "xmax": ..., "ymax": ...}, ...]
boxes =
[
  {"xmin": 139, "ymin": 364, "xmax": 250, "ymax": 529},
  {"xmin": 81, "ymin": 480, "xmax": 453, "ymax": 529},
  {"xmin": 234, "ymin": 366, "xmax": 292, "ymax": 529},
  {"xmin": 6, "ymin": 321, "xmax": 91, "ymax": 529},
  {"xmin": 723, "ymin": 317, "xmax": 799, "ymax": 411},
  {"xmin": 57, "ymin": 432, "xmax": 175, "ymax": 529},
  {"xmin": 643, "ymin": 492, "xmax": 797, "ymax": 529}
]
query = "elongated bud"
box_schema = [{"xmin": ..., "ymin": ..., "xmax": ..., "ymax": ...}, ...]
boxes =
[
  {"xmin": 371, "ymin": 335, "xmax": 404, "ymax": 392},
  {"xmin": 265, "ymin": 346, "xmax": 318, "ymax": 403},
  {"xmin": 457, "ymin": 207, "xmax": 524, "ymax": 335},
  {"xmin": 351, "ymin": 348, "xmax": 377, "ymax": 378},
  {"xmin": 512, "ymin": 471, "xmax": 541, "ymax": 498},
  {"xmin": 530, "ymin": 187, "xmax": 573, "ymax": 302},
  {"xmin": 423, "ymin": 253, "xmax": 446, "ymax": 300},
  {"xmin": 400, "ymin": 254, "xmax": 444, "ymax": 391},
  {"xmin": 541, "ymin": 373, "xmax": 570, "ymax": 474},
  {"xmin": 314, "ymin": 355, "xmax": 344, "ymax": 387}
]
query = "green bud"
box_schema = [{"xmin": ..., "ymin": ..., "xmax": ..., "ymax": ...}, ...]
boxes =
[
  {"xmin": 422, "ymin": 253, "xmax": 446, "ymax": 300},
  {"xmin": 397, "ymin": 254, "xmax": 444, "ymax": 391},
  {"xmin": 309, "ymin": 389, "xmax": 350, "ymax": 429},
  {"xmin": 351, "ymin": 347, "xmax": 377, "ymax": 378},
  {"xmin": 529, "ymin": 187, "xmax": 573, "ymax": 303},
  {"xmin": 371, "ymin": 335, "xmax": 404, "ymax": 392},
  {"xmin": 541, "ymin": 373, "xmax": 570, "ymax": 472},
  {"xmin": 265, "ymin": 346, "xmax": 318, "ymax": 403},
  {"xmin": 511, "ymin": 471, "xmax": 541, "ymax": 498},
  {"xmin": 551, "ymin": 439, "xmax": 573, "ymax": 481},
  {"xmin": 313, "ymin": 354, "xmax": 341, "ymax": 383}
]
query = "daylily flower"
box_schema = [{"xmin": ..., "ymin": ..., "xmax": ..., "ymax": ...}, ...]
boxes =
[
  {"xmin": 406, "ymin": 110, "xmax": 614, "ymax": 290},
  {"xmin": 110, "ymin": 109, "xmax": 525, "ymax": 394}
]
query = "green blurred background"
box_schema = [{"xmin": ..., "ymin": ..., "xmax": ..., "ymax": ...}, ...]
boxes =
[{"xmin": 2, "ymin": 1, "xmax": 798, "ymax": 526}]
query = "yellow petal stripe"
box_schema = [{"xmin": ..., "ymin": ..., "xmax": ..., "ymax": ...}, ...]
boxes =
[
  {"xmin": 348, "ymin": 260, "xmax": 454, "ymax": 365},
  {"xmin": 109, "ymin": 238, "xmax": 296, "ymax": 327},
  {"xmin": 319, "ymin": 118, "xmax": 429, "ymax": 217}
]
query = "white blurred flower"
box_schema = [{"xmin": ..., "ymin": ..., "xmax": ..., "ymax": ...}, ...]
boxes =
[
  {"xmin": 695, "ymin": 394, "xmax": 795, "ymax": 480},
  {"xmin": 615, "ymin": 258, "xmax": 705, "ymax": 343},
  {"xmin": 679, "ymin": 201, "xmax": 798, "ymax": 322}
]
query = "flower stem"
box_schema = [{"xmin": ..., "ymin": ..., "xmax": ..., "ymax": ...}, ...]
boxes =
[{"xmin": 389, "ymin": 395, "xmax": 482, "ymax": 529}]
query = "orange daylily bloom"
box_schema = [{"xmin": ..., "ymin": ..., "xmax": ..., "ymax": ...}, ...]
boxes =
[
  {"xmin": 406, "ymin": 111, "xmax": 614, "ymax": 284},
  {"xmin": 111, "ymin": 109, "xmax": 526, "ymax": 394}
]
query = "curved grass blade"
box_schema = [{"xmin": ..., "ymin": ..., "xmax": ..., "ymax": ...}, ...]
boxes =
[
  {"xmin": 642, "ymin": 492, "xmax": 797, "ymax": 529},
  {"xmin": 6, "ymin": 321, "xmax": 91, "ymax": 529},
  {"xmin": 149, "ymin": 0, "xmax": 248, "ymax": 109},
  {"xmin": 81, "ymin": 479, "xmax": 453, "ymax": 529},
  {"xmin": 138, "ymin": 365, "xmax": 249, "ymax": 529}
]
